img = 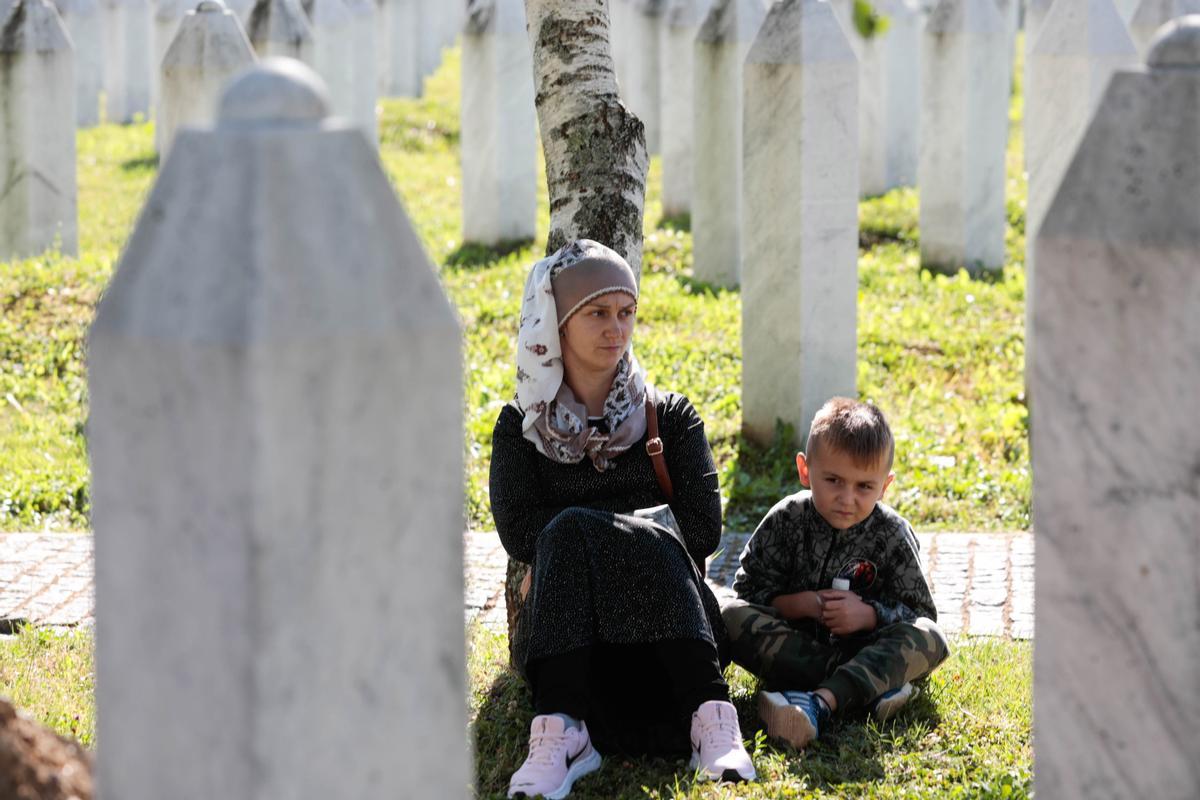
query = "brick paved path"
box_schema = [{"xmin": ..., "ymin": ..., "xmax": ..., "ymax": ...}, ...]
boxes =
[{"xmin": 3, "ymin": 530, "xmax": 1032, "ymax": 639}]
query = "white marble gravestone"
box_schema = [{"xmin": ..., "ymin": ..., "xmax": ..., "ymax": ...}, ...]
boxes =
[
  {"xmin": 103, "ymin": 0, "xmax": 153, "ymax": 122},
  {"xmin": 1022, "ymin": 0, "xmax": 1055, "ymax": 150},
  {"xmin": 1129, "ymin": 0, "xmax": 1200, "ymax": 55},
  {"xmin": 54, "ymin": 0, "xmax": 105, "ymax": 126},
  {"xmin": 1113, "ymin": 0, "xmax": 1142, "ymax": 18},
  {"xmin": 1, "ymin": 0, "xmax": 77, "ymax": 259},
  {"xmin": 437, "ymin": 0, "xmax": 462, "ymax": 51},
  {"xmin": 1026, "ymin": 0, "xmax": 1135, "ymax": 299},
  {"xmin": 223, "ymin": 0, "xmax": 250, "ymax": 21},
  {"xmin": 1031, "ymin": 18, "xmax": 1200, "ymax": 799},
  {"xmin": 344, "ymin": 0, "xmax": 377, "ymax": 142},
  {"xmin": 625, "ymin": 0, "xmax": 666, "ymax": 154},
  {"xmin": 849, "ymin": 0, "xmax": 921, "ymax": 196},
  {"xmin": 246, "ymin": 0, "xmax": 312, "ymax": 60},
  {"xmin": 417, "ymin": 0, "xmax": 440, "ymax": 79},
  {"xmin": 995, "ymin": 0, "xmax": 1019, "ymax": 85},
  {"xmin": 379, "ymin": 0, "xmax": 418, "ymax": 97},
  {"xmin": 611, "ymin": 0, "xmax": 630, "ymax": 91},
  {"xmin": 692, "ymin": 0, "xmax": 767, "ymax": 287},
  {"xmin": 157, "ymin": 0, "xmax": 255, "ymax": 158},
  {"xmin": 1, "ymin": 0, "xmax": 77, "ymax": 260},
  {"xmin": 742, "ymin": 0, "xmax": 858, "ymax": 448},
  {"xmin": 918, "ymin": 0, "xmax": 1009, "ymax": 274},
  {"xmin": 153, "ymin": 0, "xmax": 191, "ymax": 124},
  {"xmin": 660, "ymin": 0, "xmax": 710, "ymax": 218},
  {"xmin": 89, "ymin": 58, "xmax": 468, "ymax": 800},
  {"xmin": 306, "ymin": 0, "xmax": 355, "ymax": 121},
  {"xmin": 460, "ymin": 0, "xmax": 536, "ymax": 245}
]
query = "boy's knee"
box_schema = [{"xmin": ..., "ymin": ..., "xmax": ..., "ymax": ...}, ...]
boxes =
[
  {"xmin": 912, "ymin": 617, "xmax": 950, "ymax": 666},
  {"xmin": 876, "ymin": 617, "xmax": 950, "ymax": 671},
  {"xmin": 720, "ymin": 598, "xmax": 780, "ymax": 643}
]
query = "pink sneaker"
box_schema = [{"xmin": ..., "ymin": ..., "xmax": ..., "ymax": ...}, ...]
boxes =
[
  {"xmin": 507, "ymin": 715, "xmax": 601, "ymax": 799},
  {"xmin": 688, "ymin": 700, "xmax": 757, "ymax": 783}
]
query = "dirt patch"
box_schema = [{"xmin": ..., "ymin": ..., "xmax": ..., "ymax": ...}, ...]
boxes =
[{"xmin": 0, "ymin": 698, "xmax": 92, "ymax": 800}]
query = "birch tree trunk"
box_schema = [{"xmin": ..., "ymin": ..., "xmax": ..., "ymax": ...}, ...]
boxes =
[
  {"xmin": 505, "ymin": 0, "xmax": 648, "ymax": 668},
  {"xmin": 524, "ymin": 0, "xmax": 649, "ymax": 273}
]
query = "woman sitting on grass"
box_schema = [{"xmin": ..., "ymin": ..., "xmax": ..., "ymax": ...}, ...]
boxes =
[{"xmin": 490, "ymin": 240, "xmax": 755, "ymax": 799}]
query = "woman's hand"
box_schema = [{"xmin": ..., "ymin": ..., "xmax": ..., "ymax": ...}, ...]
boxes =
[
  {"xmin": 770, "ymin": 591, "xmax": 826, "ymax": 621},
  {"xmin": 817, "ymin": 589, "xmax": 878, "ymax": 636}
]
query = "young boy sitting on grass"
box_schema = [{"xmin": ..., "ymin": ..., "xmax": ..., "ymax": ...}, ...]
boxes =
[{"xmin": 721, "ymin": 397, "xmax": 949, "ymax": 749}]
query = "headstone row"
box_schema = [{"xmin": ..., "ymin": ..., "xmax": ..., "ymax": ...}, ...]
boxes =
[{"xmin": 23, "ymin": 0, "xmax": 451, "ymax": 135}]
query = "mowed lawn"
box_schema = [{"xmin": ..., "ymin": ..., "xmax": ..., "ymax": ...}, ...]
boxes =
[{"xmin": 1, "ymin": 41, "xmax": 1032, "ymax": 799}]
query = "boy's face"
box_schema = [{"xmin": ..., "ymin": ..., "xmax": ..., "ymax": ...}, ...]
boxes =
[{"xmin": 796, "ymin": 446, "xmax": 894, "ymax": 530}]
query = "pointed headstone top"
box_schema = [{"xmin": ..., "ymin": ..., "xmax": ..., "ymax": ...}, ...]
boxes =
[
  {"xmin": 666, "ymin": 0, "xmax": 709, "ymax": 28},
  {"xmin": 218, "ymin": 58, "xmax": 330, "ymax": 126},
  {"xmin": 697, "ymin": 0, "xmax": 767, "ymax": 44},
  {"xmin": 746, "ymin": 0, "xmax": 855, "ymax": 65},
  {"xmin": 1031, "ymin": 0, "xmax": 1137, "ymax": 56},
  {"xmin": 925, "ymin": 0, "xmax": 1006, "ymax": 36},
  {"xmin": 1148, "ymin": 14, "xmax": 1200, "ymax": 66},
  {"xmin": 1, "ymin": 0, "xmax": 72, "ymax": 53}
]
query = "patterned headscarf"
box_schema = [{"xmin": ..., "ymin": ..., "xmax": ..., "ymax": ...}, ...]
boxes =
[{"xmin": 514, "ymin": 240, "xmax": 648, "ymax": 471}]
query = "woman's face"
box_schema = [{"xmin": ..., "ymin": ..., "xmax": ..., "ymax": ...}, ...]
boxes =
[{"xmin": 560, "ymin": 291, "xmax": 638, "ymax": 379}]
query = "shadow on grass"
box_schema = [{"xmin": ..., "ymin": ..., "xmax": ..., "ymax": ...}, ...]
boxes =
[
  {"xmin": 793, "ymin": 689, "xmax": 943, "ymax": 792},
  {"xmin": 446, "ymin": 238, "xmax": 535, "ymax": 269},
  {"xmin": 860, "ymin": 228, "xmax": 915, "ymax": 249},
  {"xmin": 657, "ymin": 212, "xmax": 691, "ymax": 233},
  {"xmin": 921, "ymin": 263, "xmax": 1009, "ymax": 285},
  {"xmin": 120, "ymin": 154, "xmax": 159, "ymax": 172}
]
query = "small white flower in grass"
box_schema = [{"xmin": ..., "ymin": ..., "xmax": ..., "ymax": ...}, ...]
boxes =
[{"xmin": 929, "ymin": 455, "xmax": 956, "ymax": 469}]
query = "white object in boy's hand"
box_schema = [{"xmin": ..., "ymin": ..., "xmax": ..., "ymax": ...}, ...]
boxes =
[{"xmin": 831, "ymin": 578, "xmax": 851, "ymax": 591}]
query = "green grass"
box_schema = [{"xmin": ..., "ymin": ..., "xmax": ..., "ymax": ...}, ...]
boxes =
[
  {"xmin": 470, "ymin": 630, "xmax": 1030, "ymax": 799},
  {"xmin": 1, "ymin": 38, "xmax": 1033, "ymax": 797},
  {"xmin": 0, "ymin": 625, "xmax": 1030, "ymax": 799},
  {"xmin": 0, "ymin": 41, "xmax": 1032, "ymax": 534},
  {"xmin": 0, "ymin": 627, "xmax": 95, "ymax": 747}
]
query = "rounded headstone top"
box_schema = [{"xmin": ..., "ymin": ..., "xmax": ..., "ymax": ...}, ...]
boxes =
[
  {"xmin": 195, "ymin": 0, "xmax": 227, "ymax": 12},
  {"xmin": 1148, "ymin": 15, "xmax": 1200, "ymax": 68},
  {"xmin": 218, "ymin": 59, "xmax": 330, "ymax": 127}
]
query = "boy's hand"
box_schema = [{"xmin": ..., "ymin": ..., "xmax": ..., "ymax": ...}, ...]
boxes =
[
  {"xmin": 818, "ymin": 589, "xmax": 878, "ymax": 635},
  {"xmin": 770, "ymin": 591, "xmax": 825, "ymax": 621}
]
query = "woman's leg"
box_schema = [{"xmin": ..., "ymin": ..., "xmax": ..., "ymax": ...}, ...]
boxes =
[
  {"xmin": 509, "ymin": 647, "xmax": 602, "ymax": 799},
  {"xmin": 650, "ymin": 638, "xmax": 730, "ymax": 714},
  {"xmin": 528, "ymin": 646, "xmax": 591, "ymax": 720}
]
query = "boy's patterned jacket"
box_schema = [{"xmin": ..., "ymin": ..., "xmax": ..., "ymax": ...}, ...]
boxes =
[{"xmin": 732, "ymin": 491, "xmax": 937, "ymax": 627}]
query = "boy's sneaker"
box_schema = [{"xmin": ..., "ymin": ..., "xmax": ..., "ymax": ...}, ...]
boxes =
[
  {"xmin": 757, "ymin": 690, "xmax": 830, "ymax": 750},
  {"xmin": 870, "ymin": 682, "xmax": 917, "ymax": 724},
  {"xmin": 688, "ymin": 700, "xmax": 757, "ymax": 783},
  {"xmin": 507, "ymin": 715, "xmax": 601, "ymax": 799}
]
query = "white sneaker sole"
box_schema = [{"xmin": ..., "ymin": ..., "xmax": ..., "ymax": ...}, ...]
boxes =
[
  {"xmin": 515, "ymin": 747, "xmax": 600, "ymax": 800},
  {"xmin": 687, "ymin": 750, "xmax": 756, "ymax": 783},
  {"xmin": 871, "ymin": 682, "xmax": 917, "ymax": 724},
  {"xmin": 757, "ymin": 691, "xmax": 818, "ymax": 750}
]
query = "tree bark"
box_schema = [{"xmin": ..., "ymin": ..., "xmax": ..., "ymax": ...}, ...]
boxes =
[
  {"xmin": 505, "ymin": 0, "xmax": 648, "ymax": 669},
  {"xmin": 524, "ymin": 0, "xmax": 649, "ymax": 273}
]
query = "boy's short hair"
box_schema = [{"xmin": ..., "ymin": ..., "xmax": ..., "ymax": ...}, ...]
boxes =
[{"xmin": 806, "ymin": 397, "xmax": 895, "ymax": 471}]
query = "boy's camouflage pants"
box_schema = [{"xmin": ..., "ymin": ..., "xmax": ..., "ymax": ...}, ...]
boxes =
[{"xmin": 721, "ymin": 599, "xmax": 949, "ymax": 712}]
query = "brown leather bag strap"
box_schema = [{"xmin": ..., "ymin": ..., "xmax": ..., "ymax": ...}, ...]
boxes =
[{"xmin": 645, "ymin": 392, "xmax": 675, "ymax": 503}]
